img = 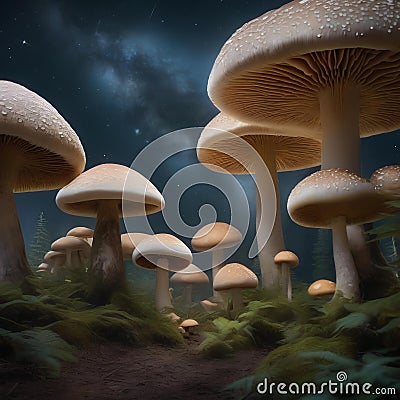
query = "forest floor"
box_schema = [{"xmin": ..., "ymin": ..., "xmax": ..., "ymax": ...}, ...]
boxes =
[{"xmin": 0, "ymin": 335, "xmax": 268, "ymax": 400}]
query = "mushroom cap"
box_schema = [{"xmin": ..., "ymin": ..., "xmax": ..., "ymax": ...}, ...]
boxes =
[
  {"xmin": 37, "ymin": 262, "xmax": 49, "ymax": 271},
  {"xmin": 43, "ymin": 250, "xmax": 66, "ymax": 264},
  {"xmin": 170, "ymin": 264, "xmax": 209, "ymax": 285},
  {"xmin": 213, "ymin": 262, "xmax": 258, "ymax": 291},
  {"xmin": 197, "ymin": 113, "xmax": 321, "ymax": 174},
  {"xmin": 370, "ymin": 165, "xmax": 400, "ymax": 197},
  {"xmin": 132, "ymin": 234, "xmax": 192, "ymax": 272},
  {"xmin": 192, "ymin": 222, "xmax": 242, "ymax": 252},
  {"xmin": 179, "ymin": 319, "xmax": 199, "ymax": 328},
  {"xmin": 0, "ymin": 80, "xmax": 85, "ymax": 191},
  {"xmin": 208, "ymin": 1, "xmax": 400, "ymax": 137},
  {"xmin": 51, "ymin": 236, "xmax": 91, "ymax": 257},
  {"xmin": 308, "ymin": 279, "xmax": 336, "ymax": 297},
  {"xmin": 56, "ymin": 164, "xmax": 165, "ymax": 218},
  {"xmin": 121, "ymin": 232, "xmax": 150, "ymax": 260},
  {"xmin": 66, "ymin": 226, "xmax": 94, "ymax": 239},
  {"xmin": 274, "ymin": 251, "xmax": 299, "ymax": 268},
  {"xmin": 287, "ymin": 168, "xmax": 383, "ymax": 228}
]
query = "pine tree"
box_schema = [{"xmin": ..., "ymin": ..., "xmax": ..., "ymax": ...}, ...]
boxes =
[
  {"xmin": 28, "ymin": 212, "xmax": 51, "ymax": 268},
  {"xmin": 311, "ymin": 229, "xmax": 335, "ymax": 282}
]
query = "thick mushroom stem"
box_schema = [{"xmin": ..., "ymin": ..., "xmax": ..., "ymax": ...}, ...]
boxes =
[
  {"xmin": 0, "ymin": 183, "xmax": 32, "ymax": 282},
  {"xmin": 89, "ymin": 200, "xmax": 125, "ymax": 304},
  {"xmin": 211, "ymin": 249, "xmax": 225, "ymax": 302},
  {"xmin": 230, "ymin": 288, "xmax": 243, "ymax": 312},
  {"xmin": 155, "ymin": 258, "xmax": 173, "ymax": 311},
  {"xmin": 279, "ymin": 263, "xmax": 291, "ymax": 300},
  {"xmin": 182, "ymin": 284, "xmax": 193, "ymax": 306},
  {"xmin": 331, "ymin": 216, "xmax": 360, "ymax": 301},
  {"xmin": 253, "ymin": 143, "xmax": 285, "ymax": 289}
]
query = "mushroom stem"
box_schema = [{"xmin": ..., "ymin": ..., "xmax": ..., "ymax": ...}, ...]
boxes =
[
  {"xmin": 253, "ymin": 141, "xmax": 285, "ymax": 289},
  {"xmin": 0, "ymin": 183, "xmax": 32, "ymax": 282},
  {"xmin": 88, "ymin": 200, "xmax": 125, "ymax": 304},
  {"xmin": 230, "ymin": 288, "xmax": 243, "ymax": 312},
  {"xmin": 287, "ymin": 266, "xmax": 292, "ymax": 301},
  {"xmin": 211, "ymin": 249, "xmax": 225, "ymax": 302},
  {"xmin": 280, "ymin": 263, "xmax": 290, "ymax": 299},
  {"xmin": 155, "ymin": 258, "xmax": 173, "ymax": 311},
  {"xmin": 331, "ymin": 216, "xmax": 360, "ymax": 301},
  {"xmin": 182, "ymin": 284, "xmax": 193, "ymax": 306}
]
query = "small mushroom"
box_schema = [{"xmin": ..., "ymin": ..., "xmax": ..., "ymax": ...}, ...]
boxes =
[
  {"xmin": 213, "ymin": 262, "xmax": 258, "ymax": 312},
  {"xmin": 66, "ymin": 226, "xmax": 94, "ymax": 245},
  {"xmin": 200, "ymin": 299, "xmax": 222, "ymax": 313},
  {"xmin": 132, "ymin": 234, "xmax": 192, "ymax": 312},
  {"xmin": 121, "ymin": 232, "xmax": 150, "ymax": 261},
  {"xmin": 371, "ymin": 165, "xmax": 400, "ymax": 201},
  {"xmin": 308, "ymin": 279, "xmax": 336, "ymax": 300},
  {"xmin": 179, "ymin": 319, "xmax": 199, "ymax": 335},
  {"xmin": 273, "ymin": 251, "xmax": 299, "ymax": 301},
  {"xmin": 36, "ymin": 262, "xmax": 49, "ymax": 273},
  {"xmin": 43, "ymin": 250, "xmax": 66, "ymax": 274},
  {"xmin": 51, "ymin": 237, "xmax": 90, "ymax": 269},
  {"xmin": 170, "ymin": 264, "xmax": 209, "ymax": 307}
]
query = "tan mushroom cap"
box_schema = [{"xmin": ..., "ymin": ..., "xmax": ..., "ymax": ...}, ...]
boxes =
[
  {"xmin": 37, "ymin": 262, "xmax": 49, "ymax": 271},
  {"xmin": 51, "ymin": 236, "xmax": 91, "ymax": 258},
  {"xmin": 308, "ymin": 279, "xmax": 336, "ymax": 297},
  {"xmin": 213, "ymin": 262, "xmax": 258, "ymax": 291},
  {"xmin": 132, "ymin": 234, "xmax": 192, "ymax": 272},
  {"xmin": 56, "ymin": 164, "xmax": 164, "ymax": 217},
  {"xmin": 370, "ymin": 165, "xmax": 400, "ymax": 197},
  {"xmin": 0, "ymin": 80, "xmax": 85, "ymax": 191},
  {"xmin": 179, "ymin": 319, "xmax": 199, "ymax": 328},
  {"xmin": 197, "ymin": 113, "xmax": 321, "ymax": 174},
  {"xmin": 287, "ymin": 169, "xmax": 384, "ymax": 228},
  {"xmin": 170, "ymin": 264, "xmax": 209, "ymax": 285},
  {"xmin": 274, "ymin": 251, "xmax": 299, "ymax": 268},
  {"xmin": 43, "ymin": 250, "xmax": 66, "ymax": 264},
  {"xmin": 208, "ymin": 1, "xmax": 400, "ymax": 137},
  {"xmin": 192, "ymin": 222, "xmax": 242, "ymax": 252},
  {"xmin": 121, "ymin": 232, "xmax": 150, "ymax": 260},
  {"xmin": 66, "ymin": 226, "xmax": 94, "ymax": 239}
]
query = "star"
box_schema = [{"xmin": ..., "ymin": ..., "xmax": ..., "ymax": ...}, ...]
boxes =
[{"xmin": 22, "ymin": 40, "xmax": 29, "ymax": 46}]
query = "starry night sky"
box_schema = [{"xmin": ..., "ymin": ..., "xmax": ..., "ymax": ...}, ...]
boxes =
[{"xmin": 2, "ymin": 1, "xmax": 399, "ymax": 281}]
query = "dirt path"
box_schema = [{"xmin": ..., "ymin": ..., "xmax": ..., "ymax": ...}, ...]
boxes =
[{"xmin": 0, "ymin": 336, "xmax": 268, "ymax": 400}]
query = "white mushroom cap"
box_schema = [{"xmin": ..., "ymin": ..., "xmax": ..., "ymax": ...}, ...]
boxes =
[
  {"xmin": 56, "ymin": 164, "xmax": 165, "ymax": 217},
  {"xmin": 274, "ymin": 251, "xmax": 299, "ymax": 268},
  {"xmin": 121, "ymin": 232, "xmax": 150, "ymax": 260},
  {"xmin": 208, "ymin": 1, "xmax": 400, "ymax": 137},
  {"xmin": 0, "ymin": 80, "xmax": 85, "ymax": 190},
  {"xmin": 132, "ymin": 234, "xmax": 192, "ymax": 272},
  {"xmin": 213, "ymin": 262, "xmax": 258, "ymax": 291},
  {"xmin": 170, "ymin": 264, "xmax": 209, "ymax": 285},
  {"xmin": 37, "ymin": 262, "xmax": 49, "ymax": 271},
  {"xmin": 192, "ymin": 222, "xmax": 242, "ymax": 252},
  {"xmin": 370, "ymin": 165, "xmax": 400, "ymax": 197},
  {"xmin": 287, "ymin": 168, "xmax": 383, "ymax": 228}
]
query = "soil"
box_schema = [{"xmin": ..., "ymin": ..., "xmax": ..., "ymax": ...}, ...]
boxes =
[{"xmin": 0, "ymin": 335, "xmax": 268, "ymax": 400}]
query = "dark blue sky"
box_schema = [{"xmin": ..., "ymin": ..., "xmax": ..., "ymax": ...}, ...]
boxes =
[{"xmin": 1, "ymin": 1, "xmax": 398, "ymax": 280}]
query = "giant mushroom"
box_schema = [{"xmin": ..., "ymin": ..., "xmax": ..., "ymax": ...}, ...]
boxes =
[
  {"xmin": 207, "ymin": 0, "xmax": 400, "ymax": 290},
  {"xmin": 0, "ymin": 80, "xmax": 85, "ymax": 282},
  {"xmin": 56, "ymin": 163, "xmax": 164, "ymax": 304},
  {"xmin": 132, "ymin": 234, "xmax": 192, "ymax": 312},
  {"xmin": 197, "ymin": 114, "xmax": 320, "ymax": 289}
]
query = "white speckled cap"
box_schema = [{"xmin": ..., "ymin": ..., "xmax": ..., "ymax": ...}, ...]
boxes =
[
  {"xmin": 213, "ymin": 262, "xmax": 258, "ymax": 291},
  {"xmin": 0, "ymin": 80, "xmax": 85, "ymax": 191},
  {"xmin": 132, "ymin": 233, "xmax": 192, "ymax": 272},
  {"xmin": 170, "ymin": 264, "xmax": 209, "ymax": 284},
  {"xmin": 197, "ymin": 113, "xmax": 321, "ymax": 173},
  {"xmin": 192, "ymin": 222, "xmax": 242, "ymax": 252},
  {"xmin": 56, "ymin": 164, "xmax": 165, "ymax": 217},
  {"xmin": 208, "ymin": 0, "xmax": 400, "ymax": 136},
  {"xmin": 370, "ymin": 165, "xmax": 400, "ymax": 196},
  {"xmin": 287, "ymin": 168, "xmax": 384, "ymax": 228}
]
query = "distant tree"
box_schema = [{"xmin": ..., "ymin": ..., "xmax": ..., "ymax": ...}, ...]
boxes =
[
  {"xmin": 28, "ymin": 212, "xmax": 51, "ymax": 268},
  {"xmin": 312, "ymin": 229, "xmax": 335, "ymax": 282}
]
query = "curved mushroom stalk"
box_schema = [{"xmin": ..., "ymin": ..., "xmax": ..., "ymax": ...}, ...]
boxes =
[
  {"xmin": 0, "ymin": 184, "xmax": 32, "ymax": 282},
  {"xmin": 331, "ymin": 216, "xmax": 360, "ymax": 301},
  {"xmin": 89, "ymin": 200, "xmax": 125, "ymax": 304},
  {"xmin": 155, "ymin": 258, "xmax": 173, "ymax": 311}
]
